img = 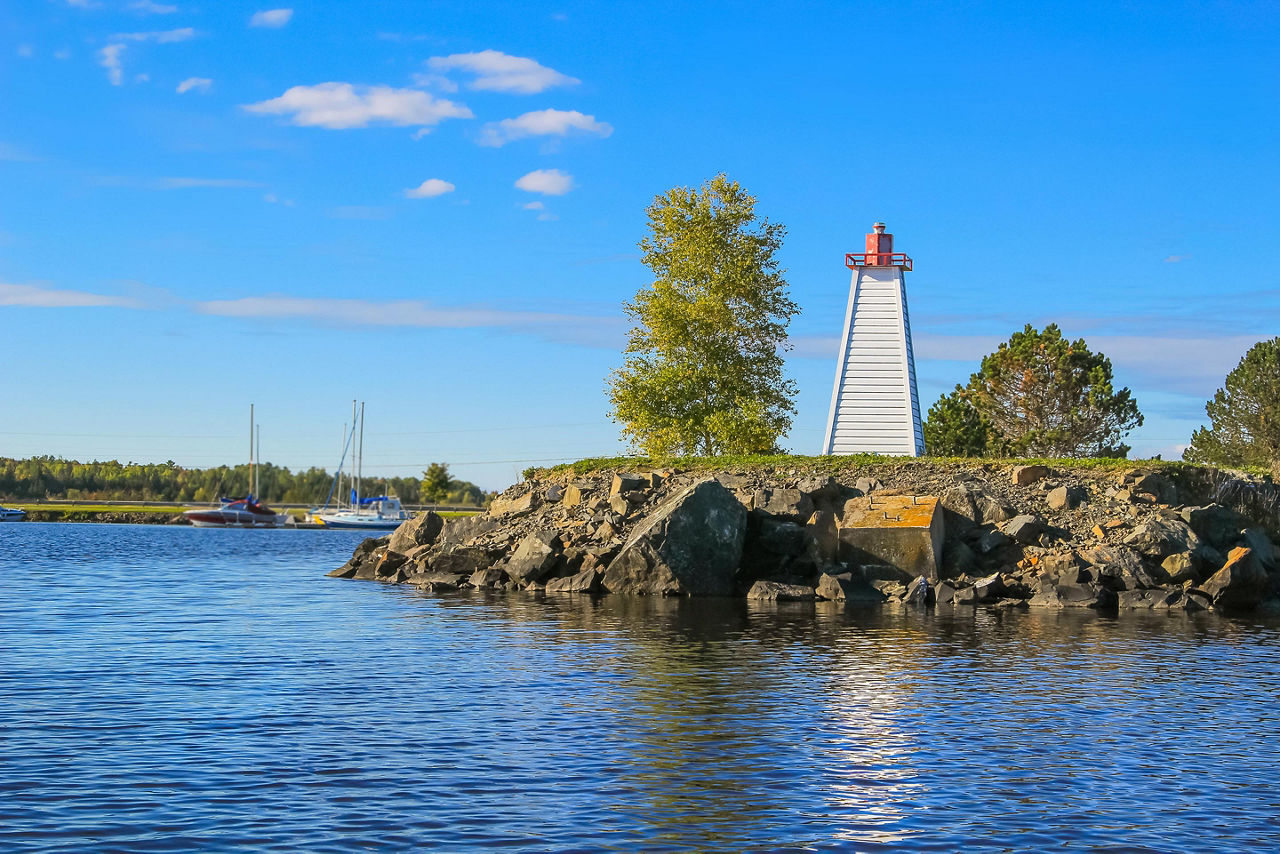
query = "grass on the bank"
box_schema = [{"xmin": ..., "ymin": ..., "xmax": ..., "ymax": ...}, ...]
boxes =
[
  {"xmin": 526, "ymin": 454, "xmax": 1270, "ymax": 481},
  {"xmin": 11, "ymin": 503, "xmax": 187, "ymax": 514}
]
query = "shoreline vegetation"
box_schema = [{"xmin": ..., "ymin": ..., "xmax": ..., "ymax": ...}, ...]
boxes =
[{"xmin": 332, "ymin": 455, "xmax": 1280, "ymax": 615}]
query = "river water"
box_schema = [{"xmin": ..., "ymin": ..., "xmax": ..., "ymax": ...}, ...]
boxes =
[{"xmin": 2, "ymin": 523, "xmax": 1279, "ymax": 851}]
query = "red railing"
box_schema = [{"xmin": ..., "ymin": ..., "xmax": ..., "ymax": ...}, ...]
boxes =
[{"xmin": 846, "ymin": 252, "xmax": 913, "ymax": 271}]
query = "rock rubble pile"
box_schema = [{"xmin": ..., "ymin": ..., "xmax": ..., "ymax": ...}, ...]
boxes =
[{"xmin": 329, "ymin": 462, "xmax": 1280, "ymax": 613}]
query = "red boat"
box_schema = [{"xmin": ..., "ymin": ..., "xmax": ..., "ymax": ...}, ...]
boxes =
[{"xmin": 184, "ymin": 496, "xmax": 289, "ymax": 528}]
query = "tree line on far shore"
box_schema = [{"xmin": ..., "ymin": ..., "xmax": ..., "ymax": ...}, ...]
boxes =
[
  {"xmin": 0, "ymin": 457, "xmax": 491, "ymax": 506},
  {"xmin": 607, "ymin": 174, "xmax": 1280, "ymax": 471}
]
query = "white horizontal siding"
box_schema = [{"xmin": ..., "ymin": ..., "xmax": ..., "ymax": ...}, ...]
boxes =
[{"xmin": 823, "ymin": 264, "xmax": 926, "ymax": 456}]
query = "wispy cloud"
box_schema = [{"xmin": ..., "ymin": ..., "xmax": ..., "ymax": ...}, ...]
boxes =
[
  {"xmin": 155, "ymin": 177, "xmax": 262, "ymax": 189},
  {"xmin": 478, "ymin": 108, "xmax": 612, "ymax": 147},
  {"xmin": 111, "ymin": 27, "xmax": 196, "ymax": 42},
  {"xmin": 243, "ymin": 82, "xmax": 473, "ymax": 130},
  {"xmin": 515, "ymin": 168, "xmax": 574, "ymax": 196},
  {"xmin": 0, "ymin": 283, "xmax": 143, "ymax": 309},
  {"xmin": 521, "ymin": 201, "xmax": 546, "ymax": 210},
  {"xmin": 427, "ymin": 50, "xmax": 578, "ymax": 94},
  {"xmin": 1163, "ymin": 254, "xmax": 1189, "ymax": 263},
  {"xmin": 403, "ymin": 178, "xmax": 455, "ymax": 198},
  {"xmin": 194, "ymin": 295, "xmax": 622, "ymax": 344},
  {"xmin": 99, "ymin": 44, "xmax": 126, "ymax": 85},
  {"xmin": 249, "ymin": 8, "xmax": 293, "ymax": 28},
  {"xmin": 176, "ymin": 76, "xmax": 212, "ymax": 94},
  {"xmin": 129, "ymin": 1, "xmax": 177, "ymax": 13},
  {"xmin": 17, "ymin": 44, "xmax": 34, "ymax": 58}
]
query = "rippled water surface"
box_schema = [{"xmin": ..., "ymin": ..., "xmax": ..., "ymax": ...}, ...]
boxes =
[{"xmin": 3, "ymin": 523, "xmax": 1280, "ymax": 851}]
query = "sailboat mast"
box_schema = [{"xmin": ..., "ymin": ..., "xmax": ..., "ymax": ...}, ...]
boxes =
[
  {"xmin": 357, "ymin": 401, "xmax": 365, "ymax": 511},
  {"xmin": 249, "ymin": 403, "xmax": 255, "ymax": 499},
  {"xmin": 256, "ymin": 424, "xmax": 261, "ymax": 498}
]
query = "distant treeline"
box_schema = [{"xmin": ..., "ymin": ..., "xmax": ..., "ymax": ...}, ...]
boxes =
[{"xmin": 0, "ymin": 456, "xmax": 491, "ymax": 506}]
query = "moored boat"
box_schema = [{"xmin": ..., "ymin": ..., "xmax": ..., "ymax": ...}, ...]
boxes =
[
  {"xmin": 313, "ymin": 495, "xmax": 409, "ymax": 530},
  {"xmin": 185, "ymin": 496, "xmax": 289, "ymax": 528},
  {"xmin": 0, "ymin": 504, "xmax": 26, "ymax": 522}
]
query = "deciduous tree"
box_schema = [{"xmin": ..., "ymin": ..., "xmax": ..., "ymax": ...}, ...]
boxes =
[{"xmin": 608, "ymin": 174, "xmax": 799, "ymax": 456}]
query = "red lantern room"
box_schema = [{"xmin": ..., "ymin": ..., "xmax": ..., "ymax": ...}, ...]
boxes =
[{"xmin": 846, "ymin": 222, "xmax": 913, "ymax": 270}]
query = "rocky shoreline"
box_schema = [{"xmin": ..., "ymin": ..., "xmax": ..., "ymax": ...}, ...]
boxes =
[{"xmin": 329, "ymin": 462, "xmax": 1280, "ymax": 614}]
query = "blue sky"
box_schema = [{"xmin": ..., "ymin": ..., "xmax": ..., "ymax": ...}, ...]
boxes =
[{"xmin": 2, "ymin": 0, "xmax": 1278, "ymax": 491}]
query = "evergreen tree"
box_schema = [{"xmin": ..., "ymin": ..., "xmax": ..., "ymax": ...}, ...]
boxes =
[
  {"xmin": 420, "ymin": 462, "xmax": 453, "ymax": 503},
  {"xmin": 924, "ymin": 324, "xmax": 1142, "ymax": 458},
  {"xmin": 608, "ymin": 174, "xmax": 799, "ymax": 456},
  {"xmin": 1183, "ymin": 337, "xmax": 1280, "ymax": 467}
]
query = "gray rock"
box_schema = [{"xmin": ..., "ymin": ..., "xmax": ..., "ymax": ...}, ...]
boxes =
[
  {"xmin": 1118, "ymin": 588, "xmax": 1182, "ymax": 609},
  {"xmin": 860, "ymin": 564, "xmax": 914, "ymax": 585},
  {"xmin": 1123, "ymin": 517, "xmax": 1200, "ymax": 559},
  {"xmin": 468, "ymin": 567, "xmax": 506, "ymax": 588},
  {"xmin": 504, "ymin": 530, "xmax": 562, "ymax": 582},
  {"xmin": 973, "ymin": 572, "xmax": 1006, "ymax": 601},
  {"xmin": 608, "ymin": 494, "xmax": 630, "ymax": 515},
  {"xmin": 545, "ymin": 568, "xmax": 602, "ymax": 594},
  {"xmin": 544, "ymin": 484, "xmax": 565, "ymax": 503},
  {"xmin": 854, "ymin": 477, "xmax": 882, "ymax": 494},
  {"xmin": 388, "ymin": 511, "xmax": 445, "ymax": 554},
  {"xmin": 746, "ymin": 580, "xmax": 817, "ymax": 601},
  {"xmin": 610, "ymin": 473, "xmax": 648, "ymax": 496},
  {"xmin": 1160, "ymin": 551, "xmax": 1200, "ymax": 585},
  {"xmin": 431, "ymin": 546, "xmax": 492, "ymax": 577},
  {"xmin": 1201, "ymin": 547, "xmax": 1269, "ymax": 610},
  {"xmin": 752, "ymin": 488, "xmax": 815, "ymax": 522},
  {"xmin": 1132, "ymin": 472, "xmax": 1177, "ymax": 504},
  {"xmin": 1028, "ymin": 579, "xmax": 1117, "ymax": 610},
  {"xmin": 1012, "ymin": 464, "xmax": 1051, "ymax": 486},
  {"xmin": 1241, "ymin": 528, "xmax": 1277, "ymax": 570},
  {"xmin": 602, "ymin": 479, "xmax": 747, "ymax": 596},
  {"xmin": 1003, "ymin": 514, "xmax": 1043, "ymax": 545},
  {"xmin": 1046, "ymin": 485, "xmax": 1087, "ymax": 511},
  {"xmin": 815, "ymin": 572, "xmax": 853, "ymax": 601},
  {"xmin": 1182, "ymin": 504, "xmax": 1251, "ymax": 550},
  {"xmin": 489, "ymin": 491, "xmax": 539, "ymax": 517},
  {"xmin": 439, "ymin": 514, "xmax": 500, "ymax": 547}
]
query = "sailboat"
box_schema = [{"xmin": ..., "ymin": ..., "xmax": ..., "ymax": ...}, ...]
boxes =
[
  {"xmin": 184, "ymin": 404, "xmax": 290, "ymax": 528},
  {"xmin": 311, "ymin": 401, "xmax": 411, "ymax": 531}
]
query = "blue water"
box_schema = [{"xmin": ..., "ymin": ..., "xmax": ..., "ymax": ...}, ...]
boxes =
[{"xmin": 2, "ymin": 523, "xmax": 1280, "ymax": 851}]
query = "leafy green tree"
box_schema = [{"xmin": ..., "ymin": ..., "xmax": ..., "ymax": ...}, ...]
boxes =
[
  {"xmin": 924, "ymin": 323, "xmax": 1142, "ymax": 458},
  {"xmin": 608, "ymin": 174, "xmax": 799, "ymax": 456},
  {"xmin": 421, "ymin": 462, "xmax": 453, "ymax": 503},
  {"xmin": 1183, "ymin": 337, "xmax": 1280, "ymax": 467},
  {"xmin": 923, "ymin": 386, "xmax": 1005, "ymax": 456}
]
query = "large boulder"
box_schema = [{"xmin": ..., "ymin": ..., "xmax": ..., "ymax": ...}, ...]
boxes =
[
  {"xmin": 327, "ymin": 536, "xmax": 386, "ymax": 579},
  {"xmin": 388, "ymin": 511, "xmax": 444, "ymax": 554},
  {"xmin": 1123, "ymin": 516, "xmax": 1199, "ymax": 559},
  {"xmin": 752, "ymin": 488, "xmax": 815, "ymax": 523},
  {"xmin": 1182, "ymin": 504, "xmax": 1251, "ymax": 550},
  {"xmin": 1003, "ymin": 514, "xmax": 1043, "ymax": 545},
  {"xmin": 545, "ymin": 567, "xmax": 602, "ymax": 594},
  {"xmin": 601, "ymin": 479, "xmax": 747, "ymax": 596},
  {"xmin": 746, "ymin": 580, "xmax": 816, "ymax": 602},
  {"xmin": 1201, "ymin": 546, "xmax": 1269, "ymax": 610},
  {"xmin": 504, "ymin": 530, "xmax": 562, "ymax": 582}
]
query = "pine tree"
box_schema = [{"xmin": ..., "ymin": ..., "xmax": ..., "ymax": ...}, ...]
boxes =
[{"xmin": 1183, "ymin": 337, "xmax": 1280, "ymax": 468}]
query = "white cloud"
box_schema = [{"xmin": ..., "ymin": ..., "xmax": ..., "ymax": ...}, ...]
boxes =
[
  {"xmin": 54, "ymin": 48, "xmax": 71, "ymax": 60},
  {"xmin": 176, "ymin": 76, "xmax": 212, "ymax": 94},
  {"xmin": 427, "ymin": 50, "xmax": 578, "ymax": 94},
  {"xmin": 99, "ymin": 44, "xmax": 126, "ymax": 85},
  {"xmin": 0, "ymin": 283, "xmax": 142, "ymax": 309},
  {"xmin": 263, "ymin": 193, "xmax": 294, "ymax": 206},
  {"xmin": 129, "ymin": 1, "xmax": 177, "ymax": 12},
  {"xmin": 243, "ymin": 82, "xmax": 473, "ymax": 129},
  {"xmin": 404, "ymin": 178, "xmax": 455, "ymax": 198},
  {"xmin": 112, "ymin": 27, "xmax": 196, "ymax": 42},
  {"xmin": 17, "ymin": 44, "xmax": 34, "ymax": 58},
  {"xmin": 478, "ymin": 108, "xmax": 612, "ymax": 147},
  {"xmin": 515, "ymin": 168, "xmax": 574, "ymax": 196},
  {"xmin": 521, "ymin": 201, "xmax": 545, "ymax": 210},
  {"xmin": 64, "ymin": 0, "xmax": 99, "ymax": 7},
  {"xmin": 1163, "ymin": 254, "xmax": 1189, "ymax": 263},
  {"xmin": 250, "ymin": 8, "xmax": 293, "ymax": 28},
  {"xmin": 409, "ymin": 72, "xmax": 459, "ymax": 93}
]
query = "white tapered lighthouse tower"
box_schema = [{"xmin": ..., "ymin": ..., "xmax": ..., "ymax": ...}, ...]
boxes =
[{"xmin": 822, "ymin": 222, "xmax": 925, "ymax": 456}]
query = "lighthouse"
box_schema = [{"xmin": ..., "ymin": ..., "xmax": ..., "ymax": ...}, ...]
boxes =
[{"xmin": 822, "ymin": 222, "xmax": 926, "ymax": 456}]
